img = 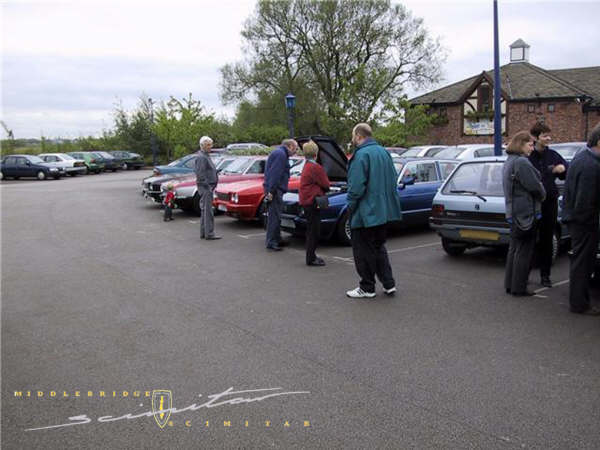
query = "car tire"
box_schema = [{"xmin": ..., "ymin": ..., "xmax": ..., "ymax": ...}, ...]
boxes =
[
  {"xmin": 14, "ymin": 176, "xmax": 20, "ymax": 180},
  {"xmin": 95, "ymin": 170, "xmax": 101, "ymax": 174},
  {"xmin": 193, "ymin": 192, "xmax": 202, "ymax": 216},
  {"xmin": 37, "ymin": 171, "xmax": 46, "ymax": 180},
  {"xmin": 0, "ymin": 171, "xmax": 3, "ymax": 180},
  {"xmin": 122, "ymin": 163, "xmax": 129, "ymax": 170},
  {"xmin": 53, "ymin": 174, "xmax": 61, "ymax": 180},
  {"xmin": 112, "ymin": 168, "xmax": 117, "ymax": 172},
  {"xmin": 441, "ymin": 237, "xmax": 467, "ymax": 256},
  {"xmin": 134, "ymin": 166, "xmax": 141, "ymax": 170},
  {"xmin": 257, "ymin": 201, "xmax": 267, "ymax": 228},
  {"xmin": 69, "ymin": 172, "xmax": 78, "ymax": 177},
  {"xmin": 336, "ymin": 211, "xmax": 352, "ymax": 246}
]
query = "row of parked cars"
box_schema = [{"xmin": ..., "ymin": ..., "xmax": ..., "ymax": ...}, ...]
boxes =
[
  {"xmin": 140, "ymin": 139, "xmax": 598, "ymax": 279},
  {"xmin": 0, "ymin": 151, "xmax": 144, "ymax": 180}
]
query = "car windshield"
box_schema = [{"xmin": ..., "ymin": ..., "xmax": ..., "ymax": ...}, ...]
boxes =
[
  {"xmin": 442, "ymin": 161, "xmax": 504, "ymax": 197},
  {"xmin": 435, "ymin": 147, "xmax": 465, "ymax": 159},
  {"xmin": 58, "ymin": 153, "xmax": 75, "ymax": 160},
  {"xmin": 97, "ymin": 152, "xmax": 113, "ymax": 158},
  {"xmin": 168, "ymin": 155, "xmax": 193, "ymax": 167},
  {"xmin": 28, "ymin": 156, "xmax": 44, "ymax": 164},
  {"xmin": 425, "ymin": 147, "xmax": 446, "ymax": 157},
  {"xmin": 221, "ymin": 157, "xmax": 253, "ymax": 174},
  {"xmin": 290, "ymin": 159, "xmax": 306, "ymax": 176},
  {"xmin": 217, "ymin": 158, "xmax": 235, "ymax": 170},
  {"xmin": 402, "ymin": 147, "xmax": 424, "ymax": 157}
]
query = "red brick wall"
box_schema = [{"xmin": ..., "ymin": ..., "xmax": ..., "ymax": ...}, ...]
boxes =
[{"xmin": 420, "ymin": 100, "xmax": 598, "ymax": 145}]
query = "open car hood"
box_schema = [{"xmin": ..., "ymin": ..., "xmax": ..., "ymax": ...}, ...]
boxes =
[{"xmin": 295, "ymin": 135, "xmax": 347, "ymax": 182}]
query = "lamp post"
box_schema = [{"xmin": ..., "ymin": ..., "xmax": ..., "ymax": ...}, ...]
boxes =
[
  {"xmin": 493, "ymin": 0, "xmax": 502, "ymax": 156},
  {"xmin": 148, "ymin": 97, "xmax": 158, "ymax": 165},
  {"xmin": 285, "ymin": 93, "xmax": 296, "ymax": 138}
]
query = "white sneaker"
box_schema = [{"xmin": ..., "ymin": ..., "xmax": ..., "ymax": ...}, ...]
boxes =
[
  {"xmin": 346, "ymin": 287, "xmax": 376, "ymax": 298},
  {"xmin": 384, "ymin": 286, "xmax": 396, "ymax": 296}
]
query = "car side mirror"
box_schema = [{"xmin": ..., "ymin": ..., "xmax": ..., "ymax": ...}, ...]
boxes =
[{"xmin": 26, "ymin": 161, "xmax": 31, "ymax": 166}]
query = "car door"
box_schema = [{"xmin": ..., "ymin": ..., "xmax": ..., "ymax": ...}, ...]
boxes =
[
  {"xmin": 242, "ymin": 159, "xmax": 265, "ymax": 180},
  {"xmin": 16, "ymin": 157, "xmax": 34, "ymax": 177},
  {"xmin": 2, "ymin": 156, "xmax": 17, "ymax": 177},
  {"xmin": 398, "ymin": 161, "xmax": 440, "ymax": 224}
]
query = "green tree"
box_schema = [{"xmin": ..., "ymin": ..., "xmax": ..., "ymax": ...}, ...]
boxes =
[
  {"xmin": 220, "ymin": 0, "xmax": 445, "ymax": 144},
  {"xmin": 373, "ymin": 98, "xmax": 434, "ymax": 147}
]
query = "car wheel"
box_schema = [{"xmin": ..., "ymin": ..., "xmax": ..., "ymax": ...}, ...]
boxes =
[
  {"xmin": 37, "ymin": 171, "xmax": 46, "ymax": 180},
  {"xmin": 193, "ymin": 192, "xmax": 202, "ymax": 216},
  {"xmin": 336, "ymin": 211, "xmax": 352, "ymax": 246},
  {"xmin": 112, "ymin": 168, "xmax": 117, "ymax": 172},
  {"xmin": 134, "ymin": 166, "xmax": 141, "ymax": 170},
  {"xmin": 0, "ymin": 171, "xmax": 3, "ymax": 180},
  {"xmin": 257, "ymin": 201, "xmax": 267, "ymax": 228},
  {"xmin": 69, "ymin": 172, "xmax": 78, "ymax": 177},
  {"xmin": 53, "ymin": 174, "xmax": 61, "ymax": 180},
  {"xmin": 441, "ymin": 237, "xmax": 467, "ymax": 256},
  {"xmin": 122, "ymin": 163, "xmax": 128, "ymax": 170},
  {"xmin": 95, "ymin": 170, "xmax": 101, "ymax": 174},
  {"xmin": 14, "ymin": 176, "xmax": 20, "ymax": 180}
]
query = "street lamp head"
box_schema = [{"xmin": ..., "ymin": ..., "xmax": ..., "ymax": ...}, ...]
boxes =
[{"xmin": 285, "ymin": 93, "xmax": 296, "ymax": 110}]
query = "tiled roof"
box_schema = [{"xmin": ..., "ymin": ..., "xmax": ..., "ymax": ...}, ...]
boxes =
[{"xmin": 410, "ymin": 63, "xmax": 599, "ymax": 107}]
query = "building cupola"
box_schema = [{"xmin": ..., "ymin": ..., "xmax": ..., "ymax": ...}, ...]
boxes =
[{"xmin": 509, "ymin": 39, "xmax": 530, "ymax": 63}]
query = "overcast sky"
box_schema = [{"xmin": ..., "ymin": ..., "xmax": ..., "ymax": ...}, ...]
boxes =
[{"xmin": 2, "ymin": 0, "xmax": 599, "ymax": 139}]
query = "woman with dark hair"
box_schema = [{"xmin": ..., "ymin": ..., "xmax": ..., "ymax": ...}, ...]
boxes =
[{"xmin": 503, "ymin": 131, "xmax": 546, "ymax": 296}]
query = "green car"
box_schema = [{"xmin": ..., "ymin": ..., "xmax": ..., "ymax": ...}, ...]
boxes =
[
  {"xmin": 108, "ymin": 151, "xmax": 144, "ymax": 170},
  {"xmin": 68, "ymin": 152, "xmax": 105, "ymax": 174}
]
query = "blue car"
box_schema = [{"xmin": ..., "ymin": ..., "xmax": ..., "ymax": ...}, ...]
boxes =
[
  {"xmin": 152, "ymin": 153, "xmax": 199, "ymax": 176},
  {"xmin": 0, "ymin": 154, "xmax": 62, "ymax": 180},
  {"xmin": 280, "ymin": 136, "xmax": 459, "ymax": 245}
]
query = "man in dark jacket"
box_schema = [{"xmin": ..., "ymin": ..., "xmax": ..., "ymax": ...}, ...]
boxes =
[
  {"xmin": 263, "ymin": 139, "xmax": 298, "ymax": 251},
  {"xmin": 195, "ymin": 135, "xmax": 220, "ymax": 240},
  {"xmin": 346, "ymin": 123, "xmax": 402, "ymax": 299},
  {"xmin": 528, "ymin": 123, "xmax": 568, "ymax": 287},
  {"xmin": 561, "ymin": 124, "xmax": 600, "ymax": 315}
]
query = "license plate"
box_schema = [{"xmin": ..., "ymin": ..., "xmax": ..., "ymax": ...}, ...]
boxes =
[
  {"xmin": 281, "ymin": 218, "xmax": 295, "ymax": 229},
  {"xmin": 217, "ymin": 204, "xmax": 227, "ymax": 212},
  {"xmin": 459, "ymin": 229, "xmax": 499, "ymax": 241}
]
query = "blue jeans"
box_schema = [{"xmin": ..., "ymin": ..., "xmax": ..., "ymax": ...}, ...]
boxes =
[{"xmin": 265, "ymin": 191, "xmax": 283, "ymax": 248}]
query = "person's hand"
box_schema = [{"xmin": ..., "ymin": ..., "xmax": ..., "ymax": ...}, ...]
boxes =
[
  {"xmin": 552, "ymin": 164, "xmax": 566, "ymax": 174},
  {"xmin": 265, "ymin": 192, "xmax": 273, "ymax": 202}
]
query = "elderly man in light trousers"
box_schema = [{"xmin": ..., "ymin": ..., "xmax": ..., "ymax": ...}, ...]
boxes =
[{"xmin": 194, "ymin": 136, "xmax": 221, "ymax": 240}]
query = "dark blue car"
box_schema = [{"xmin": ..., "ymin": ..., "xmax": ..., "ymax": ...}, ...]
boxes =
[
  {"xmin": 280, "ymin": 136, "xmax": 458, "ymax": 245},
  {"xmin": 0, "ymin": 154, "xmax": 62, "ymax": 180}
]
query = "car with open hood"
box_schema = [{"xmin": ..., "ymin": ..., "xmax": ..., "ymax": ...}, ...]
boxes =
[
  {"xmin": 280, "ymin": 138, "xmax": 459, "ymax": 245},
  {"xmin": 429, "ymin": 156, "xmax": 569, "ymax": 257}
]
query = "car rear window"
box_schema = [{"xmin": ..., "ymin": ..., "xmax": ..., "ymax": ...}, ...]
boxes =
[
  {"xmin": 435, "ymin": 147, "xmax": 464, "ymax": 159},
  {"xmin": 222, "ymin": 157, "xmax": 253, "ymax": 174},
  {"xmin": 442, "ymin": 161, "xmax": 504, "ymax": 197}
]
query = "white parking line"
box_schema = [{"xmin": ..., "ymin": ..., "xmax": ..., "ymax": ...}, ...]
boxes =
[
  {"xmin": 534, "ymin": 279, "xmax": 570, "ymax": 294},
  {"xmin": 237, "ymin": 232, "xmax": 267, "ymax": 239},
  {"xmin": 387, "ymin": 242, "xmax": 440, "ymax": 254}
]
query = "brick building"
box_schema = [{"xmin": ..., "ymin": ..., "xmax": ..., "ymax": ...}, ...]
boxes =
[{"xmin": 410, "ymin": 39, "xmax": 600, "ymax": 145}]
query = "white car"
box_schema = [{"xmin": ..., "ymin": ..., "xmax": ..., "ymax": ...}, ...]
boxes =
[
  {"xmin": 434, "ymin": 144, "xmax": 505, "ymax": 160},
  {"xmin": 39, "ymin": 153, "xmax": 87, "ymax": 176},
  {"xmin": 399, "ymin": 145, "xmax": 450, "ymax": 158},
  {"xmin": 225, "ymin": 142, "xmax": 268, "ymax": 152}
]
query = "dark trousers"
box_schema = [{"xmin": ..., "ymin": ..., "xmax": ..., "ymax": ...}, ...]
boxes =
[
  {"xmin": 351, "ymin": 224, "xmax": 395, "ymax": 293},
  {"xmin": 505, "ymin": 224, "xmax": 536, "ymax": 294},
  {"xmin": 265, "ymin": 191, "xmax": 283, "ymax": 248},
  {"xmin": 163, "ymin": 205, "xmax": 172, "ymax": 220},
  {"xmin": 536, "ymin": 198, "xmax": 558, "ymax": 277},
  {"xmin": 197, "ymin": 185, "xmax": 215, "ymax": 238},
  {"xmin": 568, "ymin": 224, "xmax": 599, "ymax": 313},
  {"xmin": 304, "ymin": 205, "xmax": 320, "ymax": 264}
]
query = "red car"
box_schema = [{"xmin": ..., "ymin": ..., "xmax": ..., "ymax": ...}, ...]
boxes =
[
  {"xmin": 170, "ymin": 156, "xmax": 301, "ymax": 215},
  {"xmin": 214, "ymin": 159, "xmax": 305, "ymax": 226}
]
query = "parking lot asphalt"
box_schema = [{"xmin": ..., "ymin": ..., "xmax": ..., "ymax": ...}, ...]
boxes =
[{"xmin": 2, "ymin": 170, "xmax": 599, "ymax": 449}]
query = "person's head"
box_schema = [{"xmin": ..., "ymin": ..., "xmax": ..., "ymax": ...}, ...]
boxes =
[
  {"xmin": 351, "ymin": 123, "xmax": 372, "ymax": 147},
  {"xmin": 166, "ymin": 183, "xmax": 174, "ymax": 191},
  {"xmin": 587, "ymin": 123, "xmax": 600, "ymax": 153},
  {"xmin": 302, "ymin": 140, "xmax": 318, "ymax": 160},
  {"xmin": 507, "ymin": 131, "xmax": 534, "ymax": 156},
  {"xmin": 530, "ymin": 122, "xmax": 551, "ymax": 149},
  {"xmin": 281, "ymin": 138, "xmax": 298, "ymax": 156},
  {"xmin": 199, "ymin": 136, "xmax": 213, "ymax": 152}
]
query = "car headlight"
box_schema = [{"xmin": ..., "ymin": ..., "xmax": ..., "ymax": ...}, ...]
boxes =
[
  {"xmin": 231, "ymin": 193, "xmax": 238, "ymax": 203},
  {"xmin": 49, "ymin": 168, "xmax": 58, "ymax": 171}
]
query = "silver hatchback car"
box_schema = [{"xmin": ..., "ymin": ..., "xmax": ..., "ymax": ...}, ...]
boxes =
[{"xmin": 429, "ymin": 156, "xmax": 569, "ymax": 258}]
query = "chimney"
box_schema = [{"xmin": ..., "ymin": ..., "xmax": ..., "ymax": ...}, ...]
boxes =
[{"xmin": 509, "ymin": 39, "xmax": 530, "ymax": 63}]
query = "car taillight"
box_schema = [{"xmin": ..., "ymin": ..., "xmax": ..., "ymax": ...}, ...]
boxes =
[{"xmin": 432, "ymin": 204, "xmax": 445, "ymax": 217}]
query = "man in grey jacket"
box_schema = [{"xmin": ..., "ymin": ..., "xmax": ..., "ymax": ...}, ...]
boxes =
[{"xmin": 195, "ymin": 136, "xmax": 221, "ymax": 240}]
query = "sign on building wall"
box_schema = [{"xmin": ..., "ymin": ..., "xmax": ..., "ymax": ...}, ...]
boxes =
[{"xmin": 464, "ymin": 118, "xmax": 494, "ymax": 135}]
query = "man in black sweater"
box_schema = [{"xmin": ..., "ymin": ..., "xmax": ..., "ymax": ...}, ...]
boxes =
[
  {"xmin": 561, "ymin": 123, "xmax": 600, "ymax": 315},
  {"xmin": 528, "ymin": 123, "xmax": 568, "ymax": 287}
]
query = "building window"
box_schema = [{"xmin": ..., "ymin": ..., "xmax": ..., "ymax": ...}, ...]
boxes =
[
  {"xmin": 527, "ymin": 104, "xmax": 536, "ymax": 113},
  {"xmin": 478, "ymin": 85, "xmax": 491, "ymax": 112},
  {"xmin": 547, "ymin": 104, "xmax": 555, "ymax": 112}
]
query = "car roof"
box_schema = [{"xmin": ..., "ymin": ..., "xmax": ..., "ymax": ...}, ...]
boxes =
[
  {"xmin": 456, "ymin": 156, "xmax": 507, "ymax": 163},
  {"xmin": 400, "ymin": 157, "xmax": 459, "ymax": 163}
]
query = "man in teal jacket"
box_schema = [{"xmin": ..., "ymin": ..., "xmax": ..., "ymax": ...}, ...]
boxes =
[{"xmin": 346, "ymin": 123, "xmax": 402, "ymax": 298}]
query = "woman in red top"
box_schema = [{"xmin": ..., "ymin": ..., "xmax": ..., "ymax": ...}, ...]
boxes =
[{"xmin": 299, "ymin": 140, "xmax": 331, "ymax": 266}]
